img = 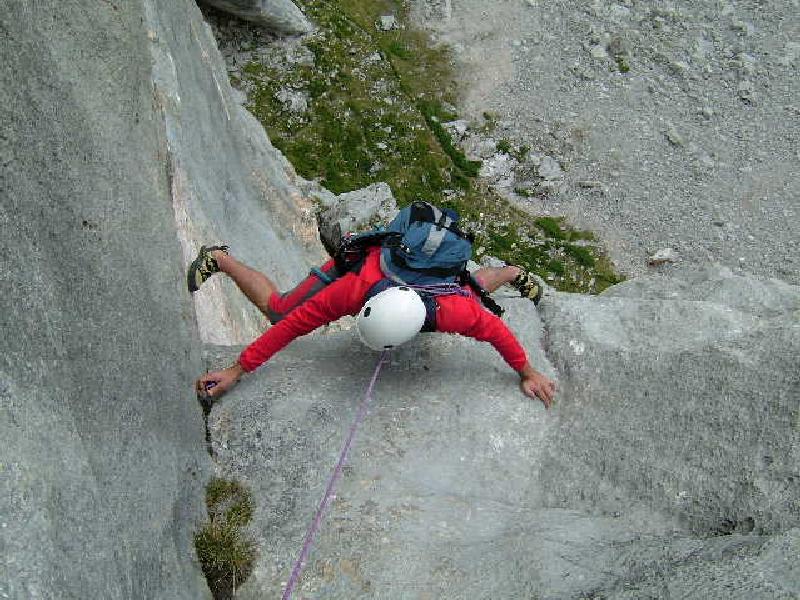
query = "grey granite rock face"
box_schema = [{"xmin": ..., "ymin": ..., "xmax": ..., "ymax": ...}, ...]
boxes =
[
  {"xmin": 1, "ymin": 0, "xmax": 325, "ymax": 596},
  {"xmin": 4, "ymin": 0, "xmax": 797, "ymax": 597},
  {"xmin": 537, "ymin": 266, "xmax": 800, "ymax": 596},
  {"xmin": 143, "ymin": 0, "xmax": 325, "ymax": 345},
  {"xmin": 205, "ymin": 268, "xmax": 799, "ymax": 598},
  {"xmin": 199, "ymin": 0, "xmax": 312, "ymax": 35},
  {"xmin": 0, "ymin": 2, "xmax": 211, "ymax": 598},
  {"xmin": 203, "ymin": 296, "xmax": 562, "ymax": 598},
  {"xmin": 538, "ymin": 266, "xmax": 800, "ymax": 536}
]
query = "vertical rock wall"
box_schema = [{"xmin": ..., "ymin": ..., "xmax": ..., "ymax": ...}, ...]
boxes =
[
  {"xmin": 143, "ymin": 0, "xmax": 325, "ymax": 345},
  {"xmin": 0, "ymin": 0, "xmax": 323, "ymax": 596},
  {"xmin": 0, "ymin": 1, "xmax": 212, "ymax": 596}
]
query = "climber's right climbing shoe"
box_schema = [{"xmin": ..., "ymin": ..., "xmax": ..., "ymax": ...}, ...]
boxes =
[{"xmin": 511, "ymin": 269, "xmax": 544, "ymax": 306}]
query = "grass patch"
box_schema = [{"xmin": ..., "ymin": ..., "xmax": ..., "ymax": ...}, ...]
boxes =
[
  {"xmin": 228, "ymin": 0, "xmax": 622, "ymax": 293},
  {"xmin": 535, "ymin": 216, "xmax": 567, "ymax": 240},
  {"xmin": 195, "ymin": 478, "xmax": 257, "ymax": 600},
  {"xmin": 496, "ymin": 139, "xmax": 512, "ymax": 155},
  {"xmin": 418, "ymin": 100, "xmax": 481, "ymax": 178},
  {"xmin": 547, "ymin": 259, "xmax": 566, "ymax": 276}
]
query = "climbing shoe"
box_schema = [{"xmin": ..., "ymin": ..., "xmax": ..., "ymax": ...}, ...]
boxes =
[
  {"xmin": 187, "ymin": 245, "xmax": 229, "ymax": 293},
  {"xmin": 511, "ymin": 269, "xmax": 543, "ymax": 306}
]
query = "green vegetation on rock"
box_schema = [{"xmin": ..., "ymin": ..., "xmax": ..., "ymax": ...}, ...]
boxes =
[
  {"xmin": 237, "ymin": 0, "xmax": 622, "ymax": 293},
  {"xmin": 195, "ymin": 477, "xmax": 257, "ymax": 600}
]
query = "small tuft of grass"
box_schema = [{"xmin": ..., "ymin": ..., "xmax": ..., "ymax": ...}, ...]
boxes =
[
  {"xmin": 514, "ymin": 186, "xmax": 534, "ymax": 197},
  {"xmin": 481, "ymin": 111, "xmax": 499, "ymax": 131},
  {"xmin": 514, "ymin": 144, "xmax": 530, "ymax": 162},
  {"xmin": 195, "ymin": 478, "xmax": 257, "ymax": 600},
  {"xmin": 418, "ymin": 100, "xmax": 481, "ymax": 178},
  {"xmin": 387, "ymin": 40, "xmax": 412, "ymax": 59},
  {"xmin": 547, "ymin": 259, "xmax": 566, "ymax": 275},
  {"xmin": 496, "ymin": 139, "xmax": 513, "ymax": 155},
  {"xmin": 563, "ymin": 243, "xmax": 596, "ymax": 268}
]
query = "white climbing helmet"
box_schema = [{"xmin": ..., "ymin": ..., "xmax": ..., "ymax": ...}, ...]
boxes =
[{"xmin": 356, "ymin": 286, "xmax": 427, "ymax": 351}]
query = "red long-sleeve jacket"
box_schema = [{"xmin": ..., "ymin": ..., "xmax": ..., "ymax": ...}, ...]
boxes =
[{"xmin": 238, "ymin": 248, "xmax": 528, "ymax": 372}]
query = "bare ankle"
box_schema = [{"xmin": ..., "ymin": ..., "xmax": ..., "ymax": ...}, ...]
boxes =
[
  {"xmin": 506, "ymin": 265, "xmax": 523, "ymax": 281},
  {"xmin": 212, "ymin": 250, "xmax": 230, "ymax": 271}
]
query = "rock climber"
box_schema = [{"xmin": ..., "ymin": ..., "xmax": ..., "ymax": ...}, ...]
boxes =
[{"xmin": 190, "ymin": 241, "xmax": 556, "ymax": 407}]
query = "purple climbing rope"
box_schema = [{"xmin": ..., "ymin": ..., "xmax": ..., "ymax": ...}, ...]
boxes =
[
  {"xmin": 281, "ymin": 350, "xmax": 389, "ymax": 600},
  {"xmin": 408, "ymin": 282, "xmax": 470, "ymax": 297}
]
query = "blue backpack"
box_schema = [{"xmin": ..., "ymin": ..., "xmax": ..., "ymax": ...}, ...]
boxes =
[
  {"xmin": 380, "ymin": 202, "xmax": 473, "ymax": 285},
  {"xmin": 326, "ymin": 201, "xmax": 504, "ymax": 327}
]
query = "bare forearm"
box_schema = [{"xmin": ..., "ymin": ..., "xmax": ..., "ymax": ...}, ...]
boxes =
[
  {"xmin": 517, "ymin": 361, "xmax": 538, "ymax": 379},
  {"xmin": 228, "ymin": 361, "xmax": 245, "ymax": 379}
]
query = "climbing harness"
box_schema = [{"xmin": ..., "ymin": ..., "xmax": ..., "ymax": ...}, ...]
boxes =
[{"xmin": 282, "ymin": 350, "xmax": 389, "ymax": 599}]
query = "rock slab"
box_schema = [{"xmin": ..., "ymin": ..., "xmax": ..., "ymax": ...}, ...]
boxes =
[{"xmin": 207, "ymin": 267, "xmax": 799, "ymax": 598}]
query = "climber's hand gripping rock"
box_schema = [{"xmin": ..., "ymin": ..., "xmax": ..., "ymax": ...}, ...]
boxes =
[
  {"xmin": 518, "ymin": 362, "xmax": 557, "ymax": 408},
  {"xmin": 196, "ymin": 362, "xmax": 244, "ymax": 399}
]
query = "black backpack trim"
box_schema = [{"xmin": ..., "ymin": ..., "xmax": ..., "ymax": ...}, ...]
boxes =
[{"xmin": 459, "ymin": 271, "xmax": 504, "ymax": 318}]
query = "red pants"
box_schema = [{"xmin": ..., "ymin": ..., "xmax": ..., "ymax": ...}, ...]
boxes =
[{"xmin": 266, "ymin": 260, "xmax": 341, "ymax": 324}]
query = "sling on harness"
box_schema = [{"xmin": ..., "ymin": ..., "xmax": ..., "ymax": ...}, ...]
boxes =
[{"xmin": 322, "ymin": 201, "xmax": 505, "ymax": 327}]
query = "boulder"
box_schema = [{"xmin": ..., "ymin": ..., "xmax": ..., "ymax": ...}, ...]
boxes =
[
  {"xmin": 537, "ymin": 265, "xmax": 800, "ymax": 592},
  {"xmin": 199, "ymin": 0, "xmax": 312, "ymax": 35},
  {"xmin": 377, "ymin": 15, "xmax": 397, "ymax": 31},
  {"xmin": 648, "ymin": 246, "xmax": 680, "ymax": 266},
  {"xmin": 315, "ymin": 182, "xmax": 398, "ymax": 256}
]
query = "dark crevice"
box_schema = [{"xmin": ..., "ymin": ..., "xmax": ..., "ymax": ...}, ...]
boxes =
[{"xmin": 197, "ymin": 393, "xmax": 214, "ymax": 457}]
